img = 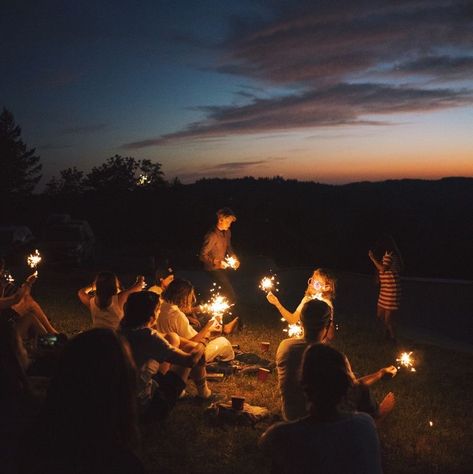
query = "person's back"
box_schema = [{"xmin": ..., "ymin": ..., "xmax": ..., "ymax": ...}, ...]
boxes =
[
  {"xmin": 276, "ymin": 337, "xmax": 308, "ymax": 420},
  {"xmin": 90, "ymin": 294, "xmax": 124, "ymax": 330},
  {"xmin": 261, "ymin": 413, "xmax": 382, "ymax": 474}
]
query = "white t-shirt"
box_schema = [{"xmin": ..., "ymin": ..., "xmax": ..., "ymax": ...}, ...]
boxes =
[
  {"xmin": 260, "ymin": 413, "xmax": 383, "ymax": 474},
  {"xmin": 90, "ymin": 295, "xmax": 124, "ymax": 330},
  {"xmin": 155, "ymin": 301, "xmax": 197, "ymax": 339}
]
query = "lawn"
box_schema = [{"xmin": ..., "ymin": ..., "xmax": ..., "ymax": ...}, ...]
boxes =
[{"xmin": 33, "ymin": 267, "xmax": 473, "ymax": 474}]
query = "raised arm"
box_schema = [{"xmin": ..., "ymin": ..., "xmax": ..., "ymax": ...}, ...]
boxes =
[
  {"xmin": 368, "ymin": 250, "xmax": 384, "ymax": 272},
  {"xmin": 117, "ymin": 275, "xmax": 145, "ymax": 307},
  {"xmin": 77, "ymin": 283, "xmax": 94, "ymax": 308},
  {"xmin": 266, "ymin": 292, "xmax": 308, "ymax": 325}
]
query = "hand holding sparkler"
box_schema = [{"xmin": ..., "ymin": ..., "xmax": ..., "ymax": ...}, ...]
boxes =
[
  {"xmin": 26, "ymin": 249, "xmax": 42, "ymax": 276},
  {"xmin": 223, "ymin": 255, "xmax": 239, "ymax": 270},
  {"xmin": 382, "ymin": 365, "xmax": 398, "ymax": 377},
  {"xmin": 396, "ymin": 351, "xmax": 416, "ymax": 372}
]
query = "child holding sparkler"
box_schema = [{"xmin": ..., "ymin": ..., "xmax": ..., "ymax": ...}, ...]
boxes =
[
  {"xmin": 78, "ymin": 272, "xmax": 145, "ymax": 330},
  {"xmin": 266, "ymin": 268, "xmax": 335, "ymax": 324},
  {"xmin": 368, "ymin": 237, "xmax": 403, "ymax": 342},
  {"xmin": 200, "ymin": 207, "xmax": 239, "ymax": 307}
]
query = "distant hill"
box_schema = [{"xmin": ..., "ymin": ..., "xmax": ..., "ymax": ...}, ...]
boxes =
[{"xmin": 3, "ymin": 177, "xmax": 472, "ymax": 279}]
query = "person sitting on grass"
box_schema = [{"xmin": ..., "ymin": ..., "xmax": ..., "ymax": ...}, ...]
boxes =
[
  {"xmin": 0, "ymin": 318, "xmax": 37, "ymax": 474},
  {"xmin": 78, "ymin": 271, "xmax": 145, "ymax": 330},
  {"xmin": 276, "ymin": 299, "xmax": 396, "ymax": 422},
  {"xmin": 266, "ymin": 268, "xmax": 335, "ymax": 324},
  {"xmin": 260, "ymin": 343, "xmax": 383, "ymax": 474},
  {"xmin": 20, "ymin": 329, "xmax": 144, "ymax": 474},
  {"xmin": 1, "ymin": 271, "xmax": 58, "ymax": 341},
  {"xmin": 156, "ymin": 278, "xmax": 235, "ymax": 363},
  {"xmin": 120, "ymin": 291, "xmax": 209, "ymax": 413}
]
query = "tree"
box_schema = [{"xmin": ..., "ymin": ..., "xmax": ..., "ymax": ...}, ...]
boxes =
[
  {"xmin": 85, "ymin": 155, "xmax": 166, "ymax": 193},
  {"xmin": 45, "ymin": 166, "xmax": 85, "ymax": 196},
  {"xmin": 0, "ymin": 107, "xmax": 42, "ymax": 195}
]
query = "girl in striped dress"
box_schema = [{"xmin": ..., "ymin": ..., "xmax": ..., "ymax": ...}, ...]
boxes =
[{"xmin": 368, "ymin": 249, "xmax": 402, "ymax": 341}]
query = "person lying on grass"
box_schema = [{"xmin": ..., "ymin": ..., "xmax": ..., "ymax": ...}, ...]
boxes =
[
  {"xmin": 266, "ymin": 268, "xmax": 335, "ymax": 324},
  {"xmin": 120, "ymin": 291, "xmax": 210, "ymax": 412},
  {"xmin": 78, "ymin": 271, "xmax": 145, "ymax": 330},
  {"xmin": 156, "ymin": 278, "xmax": 235, "ymax": 363},
  {"xmin": 1, "ymin": 270, "xmax": 58, "ymax": 340},
  {"xmin": 260, "ymin": 343, "xmax": 383, "ymax": 474},
  {"xmin": 276, "ymin": 298, "xmax": 397, "ymax": 422}
]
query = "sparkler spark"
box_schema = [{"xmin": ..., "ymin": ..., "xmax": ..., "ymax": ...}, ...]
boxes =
[
  {"xmin": 27, "ymin": 249, "xmax": 42, "ymax": 274},
  {"xmin": 259, "ymin": 275, "xmax": 279, "ymax": 293},
  {"xmin": 6, "ymin": 272, "xmax": 15, "ymax": 283},
  {"xmin": 136, "ymin": 174, "xmax": 151, "ymax": 186},
  {"xmin": 224, "ymin": 255, "xmax": 238, "ymax": 269},
  {"xmin": 284, "ymin": 322, "xmax": 304, "ymax": 338},
  {"xmin": 396, "ymin": 351, "xmax": 416, "ymax": 372}
]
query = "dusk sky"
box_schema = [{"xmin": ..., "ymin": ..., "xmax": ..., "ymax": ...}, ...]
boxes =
[{"xmin": 2, "ymin": 0, "xmax": 473, "ymax": 185}]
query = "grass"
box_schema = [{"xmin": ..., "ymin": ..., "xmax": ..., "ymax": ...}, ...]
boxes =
[{"xmin": 33, "ymin": 268, "xmax": 473, "ymax": 474}]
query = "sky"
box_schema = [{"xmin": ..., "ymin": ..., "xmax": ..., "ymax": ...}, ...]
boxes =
[{"xmin": 1, "ymin": 0, "xmax": 472, "ymax": 185}]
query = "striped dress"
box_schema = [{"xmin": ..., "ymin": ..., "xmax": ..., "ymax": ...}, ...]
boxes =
[{"xmin": 377, "ymin": 252, "xmax": 402, "ymax": 311}]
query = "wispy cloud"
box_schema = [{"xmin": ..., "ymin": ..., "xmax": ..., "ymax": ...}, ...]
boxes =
[{"xmin": 121, "ymin": 0, "xmax": 473, "ymax": 149}]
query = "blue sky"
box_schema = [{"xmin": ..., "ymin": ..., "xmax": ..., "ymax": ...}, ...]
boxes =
[{"xmin": 1, "ymin": 0, "xmax": 472, "ymax": 185}]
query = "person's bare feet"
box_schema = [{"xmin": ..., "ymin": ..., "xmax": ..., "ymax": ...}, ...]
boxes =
[
  {"xmin": 223, "ymin": 317, "xmax": 239, "ymax": 334},
  {"xmin": 377, "ymin": 392, "xmax": 396, "ymax": 423}
]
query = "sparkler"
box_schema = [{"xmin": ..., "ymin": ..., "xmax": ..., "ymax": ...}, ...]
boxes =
[
  {"xmin": 224, "ymin": 255, "xmax": 238, "ymax": 270},
  {"xmin": 283, "ymin": 322, "xmax": 304, "ymax": 338},
  {"xmin": 136, "ymin": 174, "xmax": 151, "ymax": 186},
  {"xmin": 396, "ymin": 351, "xmax": 416, "ymax": 372},
  {"xmin": 259, "ymin": 274, "xmax": 279, "ymax": 293},
  {"xmin": 5, "ymin": 272, "xmax": 15, "ymax": 283},
  {"xmin": 27, "ymin": 249, "xmax": 42, "ymax": 276}
]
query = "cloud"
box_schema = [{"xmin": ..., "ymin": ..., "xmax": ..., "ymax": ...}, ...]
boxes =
[
  {"xmin": 170, "ymin": 157, "xmax": 287, "ymax": 182},
  {"xmin": 60, "ymin": 124, "xmax": 108, "ymax": 135},
  {"xmin": 122, "ymin": 83, "xmax": 472, "ymax": 148},
  {"xmin": 119, "ymin": 0, "xmax": 473, "ymax": 150}
]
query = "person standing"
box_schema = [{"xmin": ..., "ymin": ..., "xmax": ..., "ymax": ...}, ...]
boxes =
[{"xmin": 199, "ymin": 208, "xmax": 239, "ymax": 304}]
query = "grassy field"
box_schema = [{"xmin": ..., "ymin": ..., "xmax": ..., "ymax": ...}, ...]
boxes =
[{"xmin": 33, "ymin": 268, "xmax": 473, "ymax": 474}]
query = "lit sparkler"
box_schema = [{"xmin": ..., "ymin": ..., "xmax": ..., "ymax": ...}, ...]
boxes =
[
  {"xmin": 259, "ymin": 275, "xmax": 279, "ymax": 293},
  {"xmin": 27, "ymin": 249, "xmax": 42, "ymax": 276},
  {"xmin": 6, "ymin": 272, "xmax": 15, "ymax": 283},
  {"xmin": 224, "ymin": 255, "xmax": 238, "ymax": 270},
  {"xmin": 283, "ymin": 322, "xmax": 304, "ymax": 338},
  {"xmin": 396, "ymin": 351, "xmax": 416, "ymax": 372},
  {"xmin": 136, "ymin": 174, "xmax": 151, "ymax": 186}
]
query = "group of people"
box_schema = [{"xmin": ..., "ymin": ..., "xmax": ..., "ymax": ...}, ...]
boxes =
[{"xmin": 0, "ymin": 207, "xmax": 404, "ymax": 473}]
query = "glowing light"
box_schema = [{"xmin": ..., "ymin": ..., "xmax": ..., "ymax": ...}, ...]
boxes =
[
  {"xmin": 27, "ymin": 250, "xmax": 42, "ymax": 275},
  {"xmin": 6, "ymin": 272, "xmax": 15, "ymax": 283},
  {"xmin": 259, "ymin": 275, "xmax": 279, "ymax": 293},
  {"xmin": 200, "ymin": 285, "xmax": 233, "ymax": 321},
  {"xmin": 429, "ymin": 421, "xmax": 434, "ymax": 427},
  {"xmin": 224, "ymin": 255, "xmax": 238, "ymax": 269},
  {"xmin": 396, "ymin": 351, "xmax": 416, "ymax": 372},
  {"xmin": 136, "ymin": 174, "xmax": 151, "ymax": 186},
  {"xmin": 283, "ymin": 322, "xmax": 304, "ymax": 338}
]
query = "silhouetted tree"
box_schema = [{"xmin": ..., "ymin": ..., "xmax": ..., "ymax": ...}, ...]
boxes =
[
  {"xmin": 0, "ymin": 107, "xmax": 42, "ymax": 196},
  {"xmin": 45, "ymin": 166, "xmax": 85, "ymax": 196},
  {"xmin": 85, "ymin": 155, "xmax": 166, "ymax": 193}
]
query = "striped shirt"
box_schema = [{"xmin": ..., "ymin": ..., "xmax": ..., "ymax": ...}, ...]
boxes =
[{"xmin": 378, "ymin": 253, "xmax": 402, "ymax": 310}]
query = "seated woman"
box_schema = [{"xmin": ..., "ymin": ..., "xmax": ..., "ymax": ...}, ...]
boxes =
[
  {"xmin": 1, "ymin": 270, "xmax": 57, "ymax": 341},
  {"xmin": 156, "ymin": 278, "xmax": 235, "ymax": 363},
  {"xmin": 78, "ymin": 271, "xmax": 144, "ymax": 330},
  {"xmin": 260, "ymin": 343, "xmax": 383, "ymax": 474},
  {"xmin": 20, "ymin": 329, "xmax": 144, "ymax": 474},
  {"xmin": 120, "ymin": 291, "xmax": 210, "ymax": 410},
  {"xmin": 267, "ymin": 268, "xmax": 335, "ymax": 324}
]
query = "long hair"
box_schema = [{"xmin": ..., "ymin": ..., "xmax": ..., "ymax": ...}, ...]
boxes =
[
  {"xmin": 301, "ymin": 344, "xmax": 353, "ymax": 413},
  {"xmin": 39, "ymin": 329, "xmax": 138, "ymax": 450},
  {"xmin": 94, "ymin": 271, "xmax": 119, "ymax": 310},
  {"xmin": 162, "ymin": 278, "xmax": 195, "ymax": 312}
]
